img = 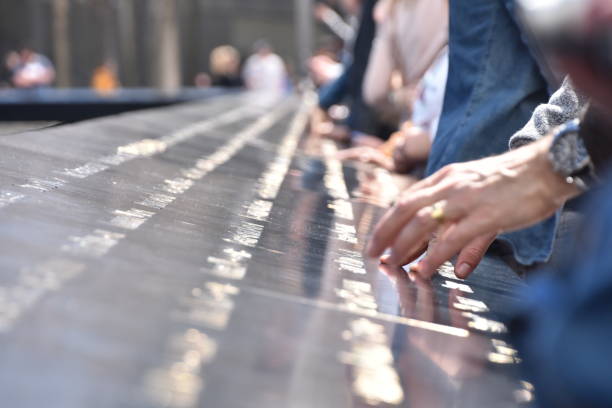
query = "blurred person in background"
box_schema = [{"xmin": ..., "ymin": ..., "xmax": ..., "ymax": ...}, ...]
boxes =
[
  {"xmin": 91, "ymin": 60, "xmax": 120, "ymax": 95},
  {"xmin": 243, "ymin": 40, "xmax": 288, "ymax": 99},
  {"xmin": 194, "ymin": 72, "xmax": 212, "ymax": 88},
  {"xmin": 308, "ymin": 36, "xmax": 344, "ymax": 87},
  {"xmin": 338, "ymin": 0, "xmax": 449, "ymax": 173},
  {"xmin": 312, "ymin": 0, "xmax": 397, "ymax": 146},
  {"xmin": 10, "ymin": 47, "xmax": 55, "ymax": 89},
  {"xmin": 338, "ymin": 49, "xmax": 449, "ymax": 174},
  {"xmin": 315, "ymin": 0, "xmax": 359, "ymax": 42},
  {"xmin": 209, "ymin": 45, "xmax": 243, "ymax": 88},
  {"xmin": 309, "ymin": 1, "xmax": 357, "ymax": 86},
  {"xmin": 1, "ymin": 51, "xmax": 20, "ymax": 89},
  {"xmin": 363, "ymin": 0, "xmax": 448, "ymax": 120}
]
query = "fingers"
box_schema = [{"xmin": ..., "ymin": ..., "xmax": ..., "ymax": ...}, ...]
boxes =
[
  {"xmin": 367, "ymin": 164, "xmax": 463, "ymax": 258},
  {"xmin": 336, "ymin": 147, "xmax": 364, "ymax": 161},
  {"xmin": 454, "ymin": 234, "xmax": 496, "ymax": 279},
  {"xmin": 366, "ymin": 183, "xmax": 455, "ymax": 258},
  {"xmin": 386, "ymin": 200, "xmax": 467, "ymax": 266},
  {"xmin": 386, "ymin": 204, "xmax": 447, "ymax": 265},
  {"xmin": 392, "ymin": 241, "xmax": 429, "ymax": 267},
  {"xmin": 417, "ymin": 216, "xmax": 493, "ymax": 278}
]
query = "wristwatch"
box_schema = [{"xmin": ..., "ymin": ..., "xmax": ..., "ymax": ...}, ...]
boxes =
[{"xmin": 549, "ymin": 119, "xmax": 599, "ymax": 191}]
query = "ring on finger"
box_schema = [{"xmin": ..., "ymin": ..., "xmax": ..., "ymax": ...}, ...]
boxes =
[{"xmin": 430, "ymin": 201, "xmax": 447, "ymax": 224}]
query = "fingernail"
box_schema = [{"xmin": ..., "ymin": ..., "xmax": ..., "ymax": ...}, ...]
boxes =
[
  {"xmin": 380, "ymin": 254, "xmax": 391, "ymax": 264},
  {"xmin": 456, "ymin": 263, "xmax": 472, "ymax": 279}
]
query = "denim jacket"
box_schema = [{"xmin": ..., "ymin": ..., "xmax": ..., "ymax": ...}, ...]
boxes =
[{"xmin": 428, "ymin": 0, "xmax": 555, "ymax": 266}]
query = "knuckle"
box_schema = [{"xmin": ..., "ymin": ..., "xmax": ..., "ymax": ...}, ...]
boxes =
[
  {"xmin": 439, "ymin": 164, "xmax": 453, "ymax": 175},
  {"xmin": 396, "ymin": 198, "xmax": 416, "ymax": 214},
  {"xmin": 395, "ymin": 195, "xmax": 411, "ymax": 209},
  {"xmin": 414, "ymin": 209, "xmax": 432, "ymax": 227},
  {"xmin": 444, "ymin": 163, "xmax": 461, "ymax": 174}
]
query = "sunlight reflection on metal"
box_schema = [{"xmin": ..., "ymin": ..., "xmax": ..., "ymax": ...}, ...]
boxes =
[
  {"xmin": 144, "ymin": 329, "xmax": 218, "ymax": 408},
  {"xmin": 61, "ymin": 229, "xmax": 125, "ymax": 257},
  {"xmin": 118, "ymin": 138, "xmax": 168, "ymax": 157},
  {"xmin": 0, "ymin": 258, "xmax": 85, "ymax": 332},
  {"xmin": 463, "ymin": 312, "xmax": 508, "ymax": 333},
  {"xmin": 338, "ymin": 319, "xmax": 404, "ymax": 405}
]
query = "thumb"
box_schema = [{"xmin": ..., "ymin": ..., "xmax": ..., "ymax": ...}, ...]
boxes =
[{"xmin": 454, "ymin": 234, "xmax": 496, "ymax": 279}]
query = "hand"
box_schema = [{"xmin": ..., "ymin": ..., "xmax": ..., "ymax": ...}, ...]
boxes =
[
  {"xmin": 337, "ymin": 146, "xmax": 395, "ymax": 170},
  {"xmin": 367, "ymin": 136, "xmax": 581, "ymax": 278},
  {"xmin": 392, "ymin": 126, "xmax": 430, "ymax": 173}
]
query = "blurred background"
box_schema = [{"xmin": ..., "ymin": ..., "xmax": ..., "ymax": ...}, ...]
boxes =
[{"xmin": 0, "ymin": 0, "xmax": 315, "ymax": 90}]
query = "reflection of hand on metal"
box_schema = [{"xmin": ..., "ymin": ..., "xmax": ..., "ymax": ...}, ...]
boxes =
[{"xmin": 381, "ymin": 264, "xmax": 487, "ymax": 382}]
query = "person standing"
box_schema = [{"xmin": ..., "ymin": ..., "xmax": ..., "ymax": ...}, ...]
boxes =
[
  {"xmin": 11, "ymin": 48, "xmax": 55, "ymax": 89},
  {"xmin": 242, "ymin": 40, "xmax": 288, "ymax": 99}
]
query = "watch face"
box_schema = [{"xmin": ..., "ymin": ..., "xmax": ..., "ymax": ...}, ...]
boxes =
[{"xmin": 550, "ymin": 128, "xmax": 590, "ymax": 177}]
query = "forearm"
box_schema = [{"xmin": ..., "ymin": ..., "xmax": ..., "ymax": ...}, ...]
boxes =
[
  {"xmin": 318, "ymin": 69, "xmax": 349, "ymax": 110},
  {"xmin": 521, "ymin": 135, "xmax": 581, "ymax": 207},
  {"xmin": 319, "ymin": 9, "xmax": 355, "ymax": 42},
  {"xmin": 363, "ymin": 30, "xmax": 394, "ymax": 106}
]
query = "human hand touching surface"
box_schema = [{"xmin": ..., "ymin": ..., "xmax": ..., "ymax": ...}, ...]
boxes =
[{"xmin": 368, "ymin": 135, "xmax": 581, "ymax": 279}]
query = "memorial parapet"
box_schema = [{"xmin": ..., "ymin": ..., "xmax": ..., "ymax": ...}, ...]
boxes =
[{"xmin": 0, "ymin": 92, "xmax": 532, "ymax": 408}]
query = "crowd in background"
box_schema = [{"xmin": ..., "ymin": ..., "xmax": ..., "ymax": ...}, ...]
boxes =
[
  {"xmin": 308, "ymin": 0, "xmax": 612, "ymax": 406},
  {"xmin": 1, "ymin": 40, "xmax": 290, "ymax": 97},
  {"xmin": 0, "ymin": 48, "xmax": 55, "ymax": 89}
]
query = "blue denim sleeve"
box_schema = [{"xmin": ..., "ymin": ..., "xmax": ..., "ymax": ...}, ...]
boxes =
[
  {"xmin": 318, "ymin": 67, "xmax": 350, "ymax": 110},
  {"xmin": 510, "ymin": 180, "xmax": 612, "ymax": 408},
  {"xmin": 429, "ymin": 0, "xmax": 553, "ymax": 266}
]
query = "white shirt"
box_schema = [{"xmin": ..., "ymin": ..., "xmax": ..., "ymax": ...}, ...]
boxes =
[
  {"xmin": 243, "ymin": 53, "xmax": 287, "ymax": 99},
  {"xmin": 411, "ymin": 48, "xmax": 449, "ymax": 141}
]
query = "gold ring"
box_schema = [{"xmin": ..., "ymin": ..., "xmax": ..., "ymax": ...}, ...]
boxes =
[{"xmin": 430, "ymin": 201, "xmax": 446, "ymax": 223}]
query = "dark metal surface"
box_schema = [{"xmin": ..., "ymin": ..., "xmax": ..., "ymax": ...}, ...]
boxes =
[
  {"xmin": 0, "ymin": 122, "xmax": 59, "ymax": 136},
  {"xmin": 0, "ymin": 93, "xmax": 533, "ymax": 407},
  {"xmin": 0, "ymin": 88, "xmax": 229, "ymax": 122}
]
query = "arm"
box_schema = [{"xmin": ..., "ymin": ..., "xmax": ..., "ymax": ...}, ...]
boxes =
[
  {"xmin": 318, "ymin": 67, "xmax": 350, "ymax": 110},
  {"xmin": 316, "ymin": 4, "xmax": 355, "ymax": 42},
  {"xmin": 362, "ymin": 21, "xmax": 395, "ymax": 107}
]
